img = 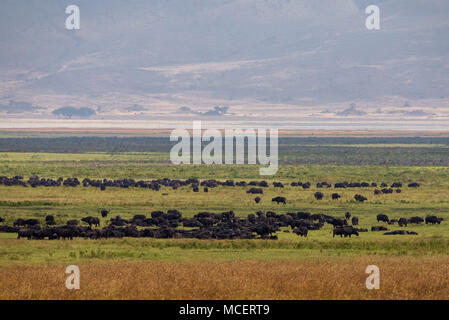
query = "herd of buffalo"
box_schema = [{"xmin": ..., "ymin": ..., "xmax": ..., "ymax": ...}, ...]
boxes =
[
  {"xmin": 0, "ymin": 208, "xmax": 442, "ymax": 240},
  {"xmin": 0, "ymin": 176, "xmax": 420, "ymax": 195},
  {"xmin": 0, "ymin": 176, "xmax": 440, "ymax": 240}
]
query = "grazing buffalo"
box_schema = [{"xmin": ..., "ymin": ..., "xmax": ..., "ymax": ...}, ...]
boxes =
[
  {"xmin": 408, "ymin": 182, "xmax": 420, "ymax": 188},
  {"xmin": 314, "ymin": 192, "xmax": 324, "ymax": 200},
  {"xmin": 332, "ymin": 193, "xmax": 341, "ymax": 200},
  {"xmin": 55, "ymin": 227, "xmax": 76, "ymax": 240},
  {"xmin": 398, "ymin": 218, "xmax": 408, "ymax": 227},
  {"xmin": 374, "ymin": 189, "xmax": 381, "ymax": 195},
  {"xmin": 293, "ymin": 226, "xmax": 308, "ymax": 237},
  {"xmin": 81, "ymin": 216, "xmax": 100, "ymax": 227},
  {"xmin": 203, "ymin": 187, "xmax": 208, "ymax": 193},
  {"xmin": 333, "ymin": 226, "xmax": 359, "ymax": 238},
  {"xmin": 354, "ymin": 194, "xmax": 367, "ymax": 202},
  {"xmin": 254, "ymin": 197, "xmax": 261, "ymax": 204},
  {"xmin": 17, "ymin": 228, "xmax": 33, "ymax": 240},
  {"xmin": 45, "ymin": 215, "xmax": 56, "ymax": 225},
  {"xmin": 0, "ymin": 217, "xmax": 4, "ymax": 223},
  {"xmin": 317, "ymin": 182, "xmax": 331, "ymax": 188},
  {"xmin": 351, "ymin": 216, "xmax": 359, "ymax": 225},
  {"xmin": 409, "ymin": 216, "xmax": 424, "ymax": 224},
  {"xmin": 371, "ymin": 226, "xmax": 388, "ymax": 232},
  {"xmin": 425, "ymin": 216, "xmax": 443, "ymax": 225},
  {"xmin": 384, "ymin": 230, "xmax": 418, "ymax": 235},
  {"xmin": 101, "ymin": 209, "xmax": 109, "ymax": 218},
  {"xmin": 377, "ymin": 214, "xmax": 389, "ymax": 223},
  {"xmin": 272, "ymin": 196, "xmax": 286, "ymax": 205},
  {"xmin": 328, "ymin": 218, "xmax": 346, "ymax": 228},
  {"xmin": 345, "ymin": 212, "xmax": 351, "ymax": 220},
  {"xmin": 299, "ymin": 182, "xmax": 311, "ymax": 189},
  {"xmin": 388, "ymin": 219, "xmax": 398, "ymax": 225},
  {"xmin": 109, "ymin": 216, "xmax": 129, "ymax": 226},
  {"xmin": 247, "ymin": 188, "xmax": 263, "ymax": 194},
  {"xmin": 131, "ymin": 215, "xmax": 147, "ymax": 226}
]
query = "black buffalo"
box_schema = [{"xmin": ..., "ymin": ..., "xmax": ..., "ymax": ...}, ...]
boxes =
[
  {"xmin": 247, "ymin": 188, "xmax": 263, "ymax": 194},
  {"xmin": 333, "ymin": 226, "xmax": 359, "ymax": 238},
  {"xmin": 293, "ymin": 226, "xmax": 308, "ymax": 237},
  {"xmin": 384, "ymin": 230, "xmax": 418, "ymax": 235},
  {"xmin": 81, "ymin": 216, "xmax": 100, "ymax": 227},
  {"xmin": 45, "ymin": 215, "xmax": 56, "ymax": 226},
  {"xmin": 328, "ymin": 218, "xmax": 346, "ymax": 228},
  {"xmin": 409, "ymin": 216, "xmax": 424, "ymax": 224},
  {"xmin": 314, "ymin": 192, "xmax": 324, "ymax": 200},
  {"xmin": 398, "ymin": 218, "xmax": 408, "ymax": 227},
  {"xmin": 371, "ymin": 226, "xmax": 388, "ymax": 231},
  {"xmin": 377, "ymin": 214, "xmax": 389, "ymax": 223},
  {"xmin": 332, "ymin": 193, "xmax": 341, "ymax": 200},
  {"xmin": 17, "ymin": 228, "xmax": 33, "ymax": 240},
  {"xmin": 272, "ymin": 196, "xmax": 286, "ymax": 205},
  {"xmin": 425, "ymin": 216, "xmax": 443, "ymax": 225}
]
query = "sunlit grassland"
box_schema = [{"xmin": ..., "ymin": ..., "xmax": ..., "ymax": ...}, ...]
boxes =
[
  {"xmin": 2, "ymin": 151, "xmax": 449, "ymax": 181},
  {"xmin": 1, "ymin": 145, "xmax": 449, "ymax": 299},
  {"xmin": 0, "ymin": 151, "xmax": 449, "ymax": 265},
  {"xmin": 1, "ymin": 237, "xmax": 449, "ymax": 266}
]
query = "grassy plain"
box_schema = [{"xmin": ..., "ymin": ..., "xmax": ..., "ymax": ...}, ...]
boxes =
[{"xmin": 0, "ymin": 133, "xmax": 449, "ymax": 299}]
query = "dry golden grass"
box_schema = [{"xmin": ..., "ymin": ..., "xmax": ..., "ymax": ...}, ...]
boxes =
[{"xmin": 1, "ymin": 256, "xmax": 449, "ymax": 300}]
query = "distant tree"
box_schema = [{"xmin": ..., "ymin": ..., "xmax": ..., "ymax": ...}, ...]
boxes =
[
  {"xmin": 52, "ymin": 107, "xmax": 96, "ymax": 119},
  {"xmin": 336, "ymin": 103, "xmax": 367, "ymax": 116},
  {"xmin": 201, "ymin": 106, "xmax": 229, "ymax": 116},
  {"xmin": 176, "ymin": 106, "xmax": 193, "ymax": 114}
]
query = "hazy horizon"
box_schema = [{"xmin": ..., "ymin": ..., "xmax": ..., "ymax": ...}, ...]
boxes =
[{"xmin": 1, "ymin": 0, "xmax": 448, "ymax": 129}]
